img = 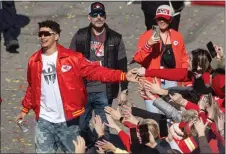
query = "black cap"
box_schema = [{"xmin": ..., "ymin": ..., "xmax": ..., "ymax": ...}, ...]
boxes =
[{"xmin": 88, "ymin": 2, "xmax": 105, "ymax": 14}]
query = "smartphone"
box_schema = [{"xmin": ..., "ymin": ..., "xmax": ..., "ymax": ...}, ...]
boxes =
[
  {"xmin": 152, "ymin": 25, "xmax": 160, "ymax": 39},
  {"xmin": 206, "ymin": 41, "xmax": 217, "ymax": 58},
  {"xmin": 138, "ymin": 124, "xmax": 150, "ymax": 144},
  {"xmin": 17, "ymin": 120, "xmax": 29, "ymax": 133},
  {"xmin": 129, "ymin": 127, "xmax": 138, "ymax": 144}
]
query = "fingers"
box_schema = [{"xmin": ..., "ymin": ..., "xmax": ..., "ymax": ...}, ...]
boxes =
[
  {"xmin": 105, "ymin": 114, "xmax": 114, "ymax": 123},
  {"xmin": 15, "ymin": 113, "xmax": 24, "ymax": 122},
  {"xmin": 96, "ymin": 147, "xmax": 104, "ymax": 154},
  {"xmin": 93, "ymin": 115, "xmax": 102, "ymax": 125},
  {"xmin": 15, "ymin": 115, "xmax": 21, "ymax": 122},
  {"xmin": 173, "ymin": 124, "xmax": 184, "ymax": 136},
  {"xmin": 116, "ymin": 106, "xmax": 120, "ymax": 112},
  {"xmin": 102, "ymin": 139, "xmax": 109, "ymax": 144},
  {"xmin": 96, "ymin": 140, "xmax": 106, "ymax": 146},
  {"xmin": 152, "ymin": 77, "xmax": 157, "ymax": 84},
  {"xmin": 73, "ymin": 136, "xmax": 85, "ymax": 148},
  {"xmin": 104, "ymin": 106, "xmax": 113, "ymax": 114},
  {"xmin": 73, "ymin": 139, "xmax": 77, "ymax": 147},
  {"xmin": 104, "ymin": 122, "xmax": 112, "ymax": 128}
]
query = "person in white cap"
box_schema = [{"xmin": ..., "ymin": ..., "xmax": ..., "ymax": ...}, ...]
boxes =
[
  {"xmin": 133, "ymin": 4, "xmax": 189, "ymax": 137},
  {"xmin": 141, "ymin": 1, "xmax": 185, "ymax": 31}
]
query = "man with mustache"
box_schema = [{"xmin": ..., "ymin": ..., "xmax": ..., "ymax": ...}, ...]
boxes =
[{"xmin": 70, "ymin": 2, "xmax": 128, "ymax": 148}]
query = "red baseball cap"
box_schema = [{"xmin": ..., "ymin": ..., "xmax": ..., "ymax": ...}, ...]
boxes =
[{"xmin": 155, "ymin": 5, "xmax": 173, "ymax": 21}]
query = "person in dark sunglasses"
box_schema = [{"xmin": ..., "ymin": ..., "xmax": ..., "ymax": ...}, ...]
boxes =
[
  {"xmin": 70, "ymin": 2, "xmax": 128, "ymax": 149},
  {"xmin": 38, "ymin": 31, "xmax": 56, "ymax": 37},
  {"xmin": 15, "ymin": 20, "xmax": 138, "ymax": 154}
]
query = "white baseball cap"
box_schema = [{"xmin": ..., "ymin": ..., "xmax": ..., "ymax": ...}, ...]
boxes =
[{"xmin": 155, "ymin": 5, "xmax": 174, "ymax": 20}]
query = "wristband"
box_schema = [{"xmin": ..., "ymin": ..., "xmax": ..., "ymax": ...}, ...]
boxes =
[{"xmin": 119, "ymin": 117, "xmax": 124, "ymax": 123}]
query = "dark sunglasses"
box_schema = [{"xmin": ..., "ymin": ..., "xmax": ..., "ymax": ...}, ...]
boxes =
[
  {"xmin": 38, "ymin": 31, "xmax": 56, "ymax": 37},
  {"xmin": 90, "ymin": 12, "xmax": 105, "ymax": 18}
]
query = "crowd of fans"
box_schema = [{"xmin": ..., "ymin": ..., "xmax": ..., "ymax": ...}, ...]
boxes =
[
  {"xmin": 72, "ymin": 2, "xmax": 225, "ymax": 154},
  {"xmin": 74, "ymin": 45, "xmax": 225, "ymax": 154}
]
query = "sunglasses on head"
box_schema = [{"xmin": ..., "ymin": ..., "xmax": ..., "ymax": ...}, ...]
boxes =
[
  {"xmin": 90, "ymin": 12, "xmax": 105, "ymax": 18},
  {"xmin": 38, "ymin": 31, "xmax": 56, "ymax": 37}
]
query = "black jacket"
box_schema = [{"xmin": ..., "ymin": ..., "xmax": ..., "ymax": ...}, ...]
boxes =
[{"xmin": 70, "ymin": 24, "xmax": 128, "ymax": 99}]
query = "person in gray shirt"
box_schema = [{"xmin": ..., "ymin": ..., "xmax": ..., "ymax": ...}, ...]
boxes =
[{"xmin": 69, "ymin": 2, "xmax": 128, "ymax": 148}]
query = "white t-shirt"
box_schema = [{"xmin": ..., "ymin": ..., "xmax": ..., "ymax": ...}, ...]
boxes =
[{"xmin": 39, "ymin": 51, "xmax": 66, "ymax": 123}]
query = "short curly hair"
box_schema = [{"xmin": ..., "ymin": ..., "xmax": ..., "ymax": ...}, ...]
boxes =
[{"xmin": 38, "ymin": 20, "xmax": 61, "ymax": 34}]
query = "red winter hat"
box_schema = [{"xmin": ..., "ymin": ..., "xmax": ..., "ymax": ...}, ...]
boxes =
[{"xmin": 212, "ymin": 74, "xmax": 225, "ymax": 98}]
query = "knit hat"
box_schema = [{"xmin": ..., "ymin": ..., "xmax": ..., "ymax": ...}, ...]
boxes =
[{"xmin": 155, "ymin": 5, "xmax": 173, "ymax": 20}]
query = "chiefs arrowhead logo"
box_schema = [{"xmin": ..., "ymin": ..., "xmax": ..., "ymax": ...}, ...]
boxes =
[{"xmin": 61, "ymin": 65, "xmax": 72, "ymax": 72}]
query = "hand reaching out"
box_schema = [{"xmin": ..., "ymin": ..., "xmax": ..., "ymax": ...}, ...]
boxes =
[
  {"xmin": 121, "ymin": 105, "xmax": 139, "ymax": 125},
  {"xmin": 126, "ymin": 69, "xmax": 139, "ymax": 83},
  {"xmin": 93, "ymin": 115, "xmax": 105, "ymax": 138},
  {"xmin": 214, "ymin": 44, "xmax": 225, "ymax": 59},
  {"xmin": 73, "ymin": 136, "xmax": 86, "ymax": 154},
  {"xmin": 95, "ymin": 139, "xmax": 117, "ymax": 153},
  {"xmin": 142, "ymin": 78, "xmax": 164, "ymax": 95},
  {"xmin": 169, "ymin": 93, "xmax": 187, "ymax": 107},
  {"xmin": 169, "ymin": 123, "xmax": 184, "ymax": 140},
  {"xmin": 193, "ymin": 118, "xmax": 208, "ymax": 137},
  {"xmin": 131, "ymin": 67, "xmax": 146, "ymax": 77},
  {"xmin": 217, "ymin": 111, "xmax": 225, "ymax": 137},
  {"xmin": 104, "ymin": 114, "xmax": 121, "ymax": 133},
  {"xmin": 104, "ymin": 106, "xmax": 122, "ymax": 121}
]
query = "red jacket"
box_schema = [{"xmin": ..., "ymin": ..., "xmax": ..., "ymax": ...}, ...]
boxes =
[
  {"xmin": 133, "ymin": 29, "xmax": 188, "ymax": 86},
  {"xmin": 21, "ymin": 44, "xmax": 126, "ymax": 121}
]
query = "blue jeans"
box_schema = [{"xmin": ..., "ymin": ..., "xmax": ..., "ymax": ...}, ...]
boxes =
[
  {"xmin": 145, "ymin": 80, "xmax": 178, "ymax": 114},
  {"xmin": 35, "ymin": 118, "xmax": 80, "ymax": 153},
  {"xmin": 79, "ymin": 92, "xmax": 111, "ymax": 147}
]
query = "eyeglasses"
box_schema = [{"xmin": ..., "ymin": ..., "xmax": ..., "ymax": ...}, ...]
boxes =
[
  {"xmin": 38, "ymin": 31, "xmax": 56, "ymax": 37},
  {"xmin": 90, "ymin": 12, "xmax": 105, "ymax": 18}
]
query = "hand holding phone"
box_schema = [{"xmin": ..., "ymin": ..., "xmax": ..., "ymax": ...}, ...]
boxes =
[
  {"xmin": 152, "ymin": 25, "xmax": 160, "ymax": 39},
  {"xmin": 148, "ymin": 25, "xmax": 160, "ymax": 46}
]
